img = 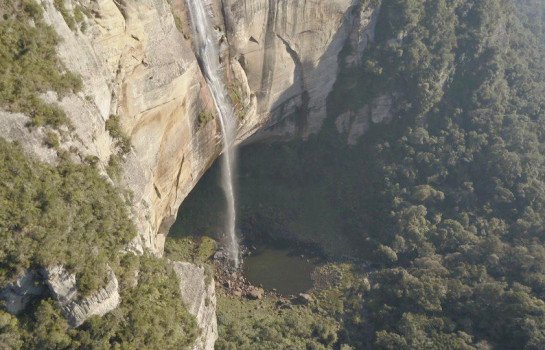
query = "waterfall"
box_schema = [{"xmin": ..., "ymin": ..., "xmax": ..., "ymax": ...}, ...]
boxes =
[{"xmin": 186, "ymin": 0, "xmax": 240, "ymax": 267}]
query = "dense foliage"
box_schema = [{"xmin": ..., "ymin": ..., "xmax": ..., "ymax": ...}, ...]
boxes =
[
  {"xmin": 0, "ymin": 0, "xmax": 81, "ymax": 127},
  {"xmin": 178, "ymin": 0, "xmax": 545, "ymax": 348},
  {"xmin": 0, "ymin": 138, "xmax": 135, "ymax": 293},
  {"xmin": 74, "ymin": 256, "xmax": 198, "ymax": 349},
  {"xmin": 0, "ymin": 256, "xmax": 198, "ymax": 349},
  {"xmin": 0, "ymin": 138, "xmax": 198, "ymax": 348},
  {"xmin": 215, "ymin": 294, "xmax": 340, "ymax": 349}
]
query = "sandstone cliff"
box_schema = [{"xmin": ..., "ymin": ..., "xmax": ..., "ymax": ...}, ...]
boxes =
[
  {"xmin": 0, "ymin": 0, "xmax": 382, "ymax": 347},
  {"xmin": 0, "ymin": 0, "xmax": 381, "ymax": 269},
  {"xmin": 223, "ymin": 0, "xmax": 358, "ymax": 139},
  {"xmin": 172, "ymin": 262, "xmax": 218, "ymax": 350}
]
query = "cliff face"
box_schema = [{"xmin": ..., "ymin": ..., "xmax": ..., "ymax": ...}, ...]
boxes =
[
  {"xmin": 0, "ymin": 0, "xmax": 381, "ymax": 347},
  {"xmin": 172, "ymin": 262, "xmax": 218, "ymax": 350},
  {"xmin": 7, "ymin": 0, "xmax": 271, "ymax": 256},
  {"xmin": 223, "ymin": 0, "xmax": 359, "ymax": 139},
  {"xmin": 0, "ymin": 0, "xmax": 380, "ymax": 271}
]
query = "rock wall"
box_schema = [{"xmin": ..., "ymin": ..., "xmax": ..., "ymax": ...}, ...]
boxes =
[
  {"xmin": 1, "ymin": 266, "xmax": 120, "ymax": 328},
  {"xmin": 0, "ymin": 0, "xmax": 381, "ymax": 264},
  {"xmin": 0, "ymin": 0, "xmax": 382, "ymax": 346},
  {"xmin": 42, "ymin": 265, "xmax": 121, "ymax": 328},
  {"xmin": 223, "ymin": 0, "xmax": 359, "ymax": 139},
  {"xmin": 172, "ymin": 262, "xmax": 218, "ymax": 350},
  {"xmin": 0, "ymin": 0, "xmax": 270, "ymax": 256}
]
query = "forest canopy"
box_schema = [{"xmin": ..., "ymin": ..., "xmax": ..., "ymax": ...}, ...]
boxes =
[{"xmin": 178, "ymin": 0, "xmax": 545, "ymax": 348}]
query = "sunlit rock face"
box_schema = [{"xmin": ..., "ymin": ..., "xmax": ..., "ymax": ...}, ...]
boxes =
[
  {"xmin": 1, "ymin": 0, "xmax": 269, "ymax": 257},
  {"xmin": 172, "ymin": 262, "xmax": 218, "ymax": 350},
  {"xmin": 223, "ymin": 0, "xmax": 380, "ymax": 140},
  {"xmin": 0, "ymin": 0, "xmax": 384, "ymax": 346},
  {"xmin": 41, "ymin": 266, "xmax": 121, "ymax": 328},
  {"xmin": 1, "ymin": 266, "xmax": 120, "ymax": 328}
]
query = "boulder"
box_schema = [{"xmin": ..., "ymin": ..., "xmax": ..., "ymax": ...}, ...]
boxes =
[
  {"xmin": 246, "ymin": 286, "xmax": 264, "ymax": 300},
  {"xmin": 294, "ymin": 293, "xmax": 313, "ymax": 306},
  {"xmin": 0, "ymin": 271, "xmax": 47, "ymax": 315}
]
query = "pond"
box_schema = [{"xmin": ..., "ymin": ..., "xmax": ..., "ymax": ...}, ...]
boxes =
[{"xmin": 242, "ymin": 247, "xmax": 317, "ymax": 295}]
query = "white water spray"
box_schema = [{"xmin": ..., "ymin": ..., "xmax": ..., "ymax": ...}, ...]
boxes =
[{"xmin": 186, "ymin": 0, "xmax": 239, "ymax": 267}]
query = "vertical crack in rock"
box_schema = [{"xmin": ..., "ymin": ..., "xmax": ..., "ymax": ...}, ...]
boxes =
[
  {"xmin": 259, "ymin": 0, "xmax": 278, "ymax": 112},
  {"xmin": 276, "ymin": 34, "xmax": 309, "ymax": 136},
  {"xmin": 154, "ymin": 184, "xmax": 162, "ymax": 199}
]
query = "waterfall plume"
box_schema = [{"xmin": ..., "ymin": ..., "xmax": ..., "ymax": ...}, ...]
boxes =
[{"xmin": 186, "ymin": 0, "xmax": 240, "ymax": 268}]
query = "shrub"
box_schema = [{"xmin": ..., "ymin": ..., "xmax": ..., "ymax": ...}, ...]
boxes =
[
  {"xmin": 0, "ymin": 1, "xmax": 81, "ymax": 128},
  {"xmin": 105, "ymin": 114, "xmax": 131, "ymax": 156},
  {"xmin": 198, "ymin": 110, "xmax": 215, "ymax": 127},
  {"xmin": 43, "ymin": 131, "xmax": 60, "ymax": 149},
  {"xmin": 53, "ymin": 0, "xmax": 76, "ymax": 31},
  {"xmin": 0, "ymin": 138, "xmax": 136, "ymax": 289}
]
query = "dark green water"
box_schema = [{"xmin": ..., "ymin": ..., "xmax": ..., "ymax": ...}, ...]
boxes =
[{"xmin": 243, "ymin": 247, "xmax": 316, "ymax": 295}]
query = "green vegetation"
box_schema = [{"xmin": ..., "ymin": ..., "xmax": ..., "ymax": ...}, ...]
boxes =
[
  {"xmin": 0, "ymin": 256, "xmax": 198, "ymax": 349},
  {"xmin": 165, "ymin": 235, "xmax": 217, "ymax": 263},
  {"xmin": 44, "ymin": 130, "xmax": 60, "ymax": 149},
  {"xmin": 172, "ymin": 9, "xmax": 184, "ymax": 34},
  {"xmin": 198, "ymin": 109, "xmax": 215, "ymax": 127},
  {"xmin": 0, "ymin": 1, "xmax": 195, "ymax": 348},
  {"xmin": 0, "ymin": 139, "xmax": 198, "ymax": 347},
  {"xmin": 228, "ymin": 82, "xmax": 248, "ymax": 121},
  {"xmin": 216, "ymin": 295, "xmax": 340, "ymax": 349},
  {"xmin": 0, "ymin": 0, "xmax": 82, "ymax": 128},
  {"xmin": 178, "ymin": 0, "xmax": 545, "ymax": 348},
  {"xmin": 53, "ymin": 0, "xmax": 76, "ymax": 31},
  {"xmin": 74, "ymin": 256, "xmax": 198, "ymax": 349},
  {"xmin": 105, "ymin": 114, "xmax": 131, "ymax": 156},
  {"xmin": 0, "ymin": 138, "xmax": 135, "ymax": 291}
]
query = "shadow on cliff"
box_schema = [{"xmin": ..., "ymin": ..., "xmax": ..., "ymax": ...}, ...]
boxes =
[{"xmin": 247, "ymin": 2, "xmax": 359, "ymax": 141}]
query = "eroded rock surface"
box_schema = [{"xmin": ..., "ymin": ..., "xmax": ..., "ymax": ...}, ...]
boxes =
[
  {"xmin": 0, "ymin": 271, "xmax": 47, "ymax": 315},
  {"xmin": 223, "ymin": 0, "xmax": 359, "ymax": 139},
  {"xmin": 172, "ymin": 262, "xmax": 218, "ymax": 350},
  {"xmin": 42, "ymin": 266, "xmax": 120, "ymax": 328},
  {"xmin": 1, "ymin": 266, "xmax": 120, "ymax": 328},
  {"xmin": 335, "ymin": 94, "xmax": 395, "ymax": 145}
]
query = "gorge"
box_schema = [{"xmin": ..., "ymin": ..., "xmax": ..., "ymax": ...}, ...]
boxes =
[{"xmin": 2, "ymin": 0, "xmax": 545, "ymax": 349}]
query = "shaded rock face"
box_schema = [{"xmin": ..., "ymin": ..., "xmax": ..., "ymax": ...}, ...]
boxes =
[
  {"xmin": 345, "ymin": 2, "xmax": 381, "ymax": 68},
  {"xmin": 41, "ymin": 266, "xmax": 120, "ymax": 328},
  {"xmin": 172, "ymin": 262, "xmax": 218, "ymax": 350},
  {"xmin": 335, "ymin": 93, "xmax": 395, "ymax": 145},
  {"xmin": 223, "ymin": 0, "xmax": 360, "ymax": 139},
  {"xmin": 0, "ymin": 271, "xmax": 47, "ymax": 315}
]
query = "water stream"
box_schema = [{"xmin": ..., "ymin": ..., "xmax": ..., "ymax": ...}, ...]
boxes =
[{"xmin": 186, "ymin": 0, "xmax": 239, "ymax": 267}]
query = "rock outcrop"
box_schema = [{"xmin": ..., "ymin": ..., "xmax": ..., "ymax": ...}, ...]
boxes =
[
  {"xmin": 345, "ymin": 2, "xmax": 381, "ymax": 68},
  {"xmin": 41, "ymin": 266, "xmax": 120, "ymax": 328},
  {"xmin": 0, "ymin": 271, "xmax": 47, "ymax": 315},
  {"xmin": 1, "ymin": 266, "xmax": 120, "ymax": 328},
  {"xmin": 172, "ymin": 262, "xmax": 218, "ymax": 350},
  {"xmin": 335, "ymin": 93, "xmax": 396, "ymax": 145}
]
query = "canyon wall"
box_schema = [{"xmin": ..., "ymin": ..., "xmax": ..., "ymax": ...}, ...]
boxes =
[
  {"xmin": 223, "ymin": 0, "xmax": 358, "ymax": 139},
  {"xmin": 0, "ymin": 0, "xmax": 380, "ymax": 270},
  {"xmin": 0, "ymin": 0, "xmax": 381, "ymax": 347}
]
